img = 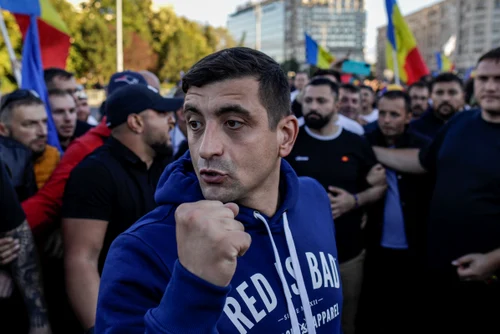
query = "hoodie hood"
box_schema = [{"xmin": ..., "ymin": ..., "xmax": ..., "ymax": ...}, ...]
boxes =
[{"xmin": 155, "ymin": 150, "xmax": 300, "ymax": 232}]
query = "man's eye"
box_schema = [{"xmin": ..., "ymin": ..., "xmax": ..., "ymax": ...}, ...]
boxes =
[
  {"xmin": 189, "ymin": 121, "xmax": 202, "ymax": 130},
  {"xmin": 226, "ymin": 120, "xmax": 243, "ymax": 130}
]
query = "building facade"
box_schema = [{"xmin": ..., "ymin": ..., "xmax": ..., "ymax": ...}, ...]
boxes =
[
  {"xmin": 227, "ymin": 0, "xmax": 286, "ymax": 63},
  {"xmin": 227, "ymin": 0, "xmax": 366, "ymax": 65},
  {"xmin": 455, "ymin": 0, "xmax": 500, "ymax": 70}
]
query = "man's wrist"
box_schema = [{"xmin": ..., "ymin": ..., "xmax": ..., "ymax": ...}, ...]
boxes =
[{"xmin": 352, "ymin": 194, "xmax": 359, "ymax": 209}]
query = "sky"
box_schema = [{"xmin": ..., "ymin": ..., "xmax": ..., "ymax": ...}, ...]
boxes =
[{"xmin": 68, "ymin": 0, "xmax": 442, "ymax": 62}]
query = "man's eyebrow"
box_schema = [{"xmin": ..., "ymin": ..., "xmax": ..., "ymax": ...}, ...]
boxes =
[
  {"xmin": 183, "ymin": 104, "xmax": 200, "ymax": 114},
  {"xmin": 215, "ymin": 105, "xmax": 251, "ymax": 118}
]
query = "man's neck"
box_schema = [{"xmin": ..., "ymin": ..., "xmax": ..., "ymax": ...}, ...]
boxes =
[
  {"xmin": 361, "ymin": 108, "xmax": 372, "ymax": 116},
  {"xmin": 482, "ymin": 109, "xmax": 500, "ymax": 124},
  {"xmin": 307, "ymin": 122, "xmax": 339, "ymax": 137},
  {"xmin": 113, "ymin": 134, "xmax": 155, "ymax": 169},
  {"xmin": 239, "ymin": 161, "xmax": 281, "ymax": 217},
  {"xmin": 59, "ymin": 137, "xmax": 71, "ymax": 150}
]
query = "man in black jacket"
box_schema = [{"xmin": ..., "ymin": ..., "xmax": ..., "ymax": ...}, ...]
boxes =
[
  {"xmin": 0, "ymin": 136, "xmax": 36, "ymax": 201},
  {"xmin": 358, "ymin": 91, "xmax": 432, "ymax": 334}
]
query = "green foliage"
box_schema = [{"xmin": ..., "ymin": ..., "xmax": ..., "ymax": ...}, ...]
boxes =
[{"xmin": 0, "ymin": 0, "xmax": 237, "ymax": 88}]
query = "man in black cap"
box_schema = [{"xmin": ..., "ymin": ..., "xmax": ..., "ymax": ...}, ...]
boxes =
[{"xmin": 61, "ymin": 84, "xmax": 176, "ymax": 334}]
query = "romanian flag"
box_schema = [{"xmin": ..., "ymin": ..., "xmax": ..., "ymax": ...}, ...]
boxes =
[
  {"xmin": 385, "ymin": 0, "xmax": 429, "ymax": 84},
  {"xmin": 305, "ymin": 33, "xmax": 335, "ymax": 69},
  {"xmin": 435, "ymin": 52, "xmax": 455, "ymax": 72},
  {"xmin": 0, "ymin": 0, "xmax": 70, "ymax": 69}
]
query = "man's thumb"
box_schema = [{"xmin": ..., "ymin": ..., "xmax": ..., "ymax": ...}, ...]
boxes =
[
  {"xmin": 452, "ymin": 255, "xmax": 474, "ymax": 266},
  {"xmin": 224, "ymin": 202, "xmax": 240, "ymax": 217}
]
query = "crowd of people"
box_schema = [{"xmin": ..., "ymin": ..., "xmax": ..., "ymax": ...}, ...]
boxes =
[{"xmin": 0, "ymin": 45, "xmax": 498, "ymax": 334}]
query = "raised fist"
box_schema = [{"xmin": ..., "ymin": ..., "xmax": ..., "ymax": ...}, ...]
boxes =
[{"xmin": 175, "ymin": 201, "xmax": 251, "ymax": 287}]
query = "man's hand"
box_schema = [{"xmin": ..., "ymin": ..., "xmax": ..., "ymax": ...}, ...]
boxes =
[
  {"xmin": 367, "ymin": 164, "xmax": 387, "ymax": 186},
  {"xmin": 452, "ymin": 253, "xmax": 499, "ymax": 281},
  {"xmin": 0, "ymin": 237, "xmax": 20, "ymax": 265},
  {"xmin": 0, "ymin": 270, "xmax": 14, "ymax": 298},
  {"xmin": 328, "ymin": 186, "xmax": 356, "ymax": 219},
  {"xmin": 176, "ymin": 201, "xmax": 252, "ymax": 287}
]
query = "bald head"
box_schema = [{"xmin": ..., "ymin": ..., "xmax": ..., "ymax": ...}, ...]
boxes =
[{"xmin": 139, "ymin": 70, "xmax": 161, "ymax": 90}]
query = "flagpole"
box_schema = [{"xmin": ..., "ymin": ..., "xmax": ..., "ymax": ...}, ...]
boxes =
[
  {"xmin": 116, "ymin": 0, "xmax": 123, "ymax": 72},
  {"xmin": 0, "ymin": 8, "xmax": 22, "ymax": 86},
  {"xmin": 392, "ymin": 49, "xmax": 400, "ymax": 86}
]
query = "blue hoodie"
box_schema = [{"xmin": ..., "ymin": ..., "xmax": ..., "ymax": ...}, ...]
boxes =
[{"xmin": 95, "ymin": 152, "xmax": 343, "ymax": 334}]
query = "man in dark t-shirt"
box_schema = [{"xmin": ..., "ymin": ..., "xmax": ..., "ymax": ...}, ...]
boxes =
[
  {"xmin": 286, "ymin": 78, "xmax": 386, "ymax": 334},
  {"xmin": 409, "ymin": 72, "xmax": 465, "ymax": 139},
  {"xmin": 62, "ymin": 85, "xmax": 176, "ymax": 333},
  {"xmin": 372, "ymin": 47, "xmax": 500, "ymax": 334}
]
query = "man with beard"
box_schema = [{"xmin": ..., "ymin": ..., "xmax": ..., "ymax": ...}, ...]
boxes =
[
  {"xmin": 407, "ymin": 81, "xmax": 430, "ymax": 119},
  {"xmin": 409, "ymin": 73, "xmax": 464, "ymax": 139},
  {"xmin": 286, "ymin": 78, "xmax": 387, "ymax": 334},
  {"xmin": 61, "ymin": 84, "xmax": 175, "ymax": 333},
  {"xmin": 0, "ymin": 89, "xmax": 60, "ymax": 190},
  {"xmin": 371, "ymin": 47, "xmax": 500, "ymax": 334}
]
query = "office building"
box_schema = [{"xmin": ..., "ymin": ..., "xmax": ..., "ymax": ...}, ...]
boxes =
[
  {"xmin": 227, "ymin": 0, "xmax": 366, "ymax": 65},
  {"xmin": 227, "ymin": 0, "xmax": 286, "ymax": 63}
]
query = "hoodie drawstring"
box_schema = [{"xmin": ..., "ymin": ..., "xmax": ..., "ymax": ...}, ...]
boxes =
[
  {"xmin": 283, "ymin": 213, "xmax": 316, "ymax": 334},
  {"xmin": 253, "ymin": 212, "xmax": 316, "ymax": 334}
]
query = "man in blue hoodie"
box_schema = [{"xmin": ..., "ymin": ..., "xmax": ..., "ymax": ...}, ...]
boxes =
[{"xmin": 95, "ymin": 47, "xmax": 343, "ymax": 334}]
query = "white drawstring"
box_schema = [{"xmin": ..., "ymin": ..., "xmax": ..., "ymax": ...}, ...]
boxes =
[
  {"xmin": 254, "ymin": 211, "xmax": 316, "ymax": 334},
  {"xmin": 283, "ymin": 212, "xmax": 316, "ymax": 334},
  {"xmin": 254, "ymin": 211, "xmax": 300, "ymax": 334}
]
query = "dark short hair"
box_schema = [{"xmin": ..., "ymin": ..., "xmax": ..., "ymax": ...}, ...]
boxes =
[
  {"xmin": 408, "ymin": 81, "xmax": 429, "ymax": 95},
  {"xmin": 340, "ymin": 83, "xmax": 360, "ymax": 95},
  {"xmin": 477, "ymin": 47, "xmax": 500, "ymax": 64},
  {"xmin": 182, "ymin": 47, "xmax": 290, "ymax": 129},
  {"xmin": 360, "ymin": 85, "xmax": 374, "ymax": 94},
  {"xmin": 312, "ymin": 69, "xmax": 341, "ymax": 83},
  {"xmin": 44, "ymin": 68, "xmax": 74, "ymax": 88},
  {"xmin": 48, "ymin": 88, "xmax": 74, "ymax": 99},
  {"xmin": 306, "ymin": 78, "xmax": 339, "ymax": 97},
  {"xmin": 379, "ymin": 90, "xmax": 411, "ymax": 114},
  {"xmin": 430, "ymin": 73, "xmax": 463, "ymax": 92},
  {"xmin": 0, "ymin": 90, "xmax": 44, "ymax": 124}
]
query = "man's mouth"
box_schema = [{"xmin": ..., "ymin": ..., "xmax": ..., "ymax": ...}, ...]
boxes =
[{"xmin": 199, "ymin": 169, "xmax": 227, "ymax": 184}]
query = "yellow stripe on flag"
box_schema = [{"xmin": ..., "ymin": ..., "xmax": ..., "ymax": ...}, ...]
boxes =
[{"xmin": 317, "ymin": 45, "xmax": 335, "ymax": 69}]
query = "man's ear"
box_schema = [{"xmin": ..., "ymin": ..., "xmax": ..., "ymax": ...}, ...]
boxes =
[
  {"xmin": 0, "ymin": 122, "xmax": 10, "ymax": 137},
  {"xmin": 126, "ymin": 114, "xmax": 144, "ymax": 134},
  {"xmin": 277, "ymin": 115, "xmax": 299, "ymax": 158}
]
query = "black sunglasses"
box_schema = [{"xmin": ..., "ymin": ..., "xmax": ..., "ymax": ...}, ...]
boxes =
[{"xmin": 0, "ymin": 89, "xmax": 40, "ymax": 111}]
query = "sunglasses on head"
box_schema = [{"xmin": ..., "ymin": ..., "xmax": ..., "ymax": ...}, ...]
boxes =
[{"xmin": 0, "ymin": 89, "xmax": 40, "ymax": 111}]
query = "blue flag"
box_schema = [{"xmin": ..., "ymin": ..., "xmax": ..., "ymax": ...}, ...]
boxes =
[{"xmin": 21, "ymin": 15, "xmax": 61, "ymax": 151}]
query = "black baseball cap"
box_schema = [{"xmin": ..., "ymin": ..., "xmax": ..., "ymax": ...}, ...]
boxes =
[
  {"xmin": 106, "ymin": 84, "xmax": 184, "ymax": 128},
  {"xmin": 107, "ymin": 70, "xmax": 148, "ymax": 96}
]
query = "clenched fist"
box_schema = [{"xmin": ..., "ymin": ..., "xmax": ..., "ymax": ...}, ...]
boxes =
[{"xmin": 175, "ymin": 201, "xmax": 252, "ymax": 287}]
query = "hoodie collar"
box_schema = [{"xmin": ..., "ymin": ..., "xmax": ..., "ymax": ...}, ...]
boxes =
[{"xmin": 154, "ymin": 150, "xmax": 299, "ymax": 232}]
